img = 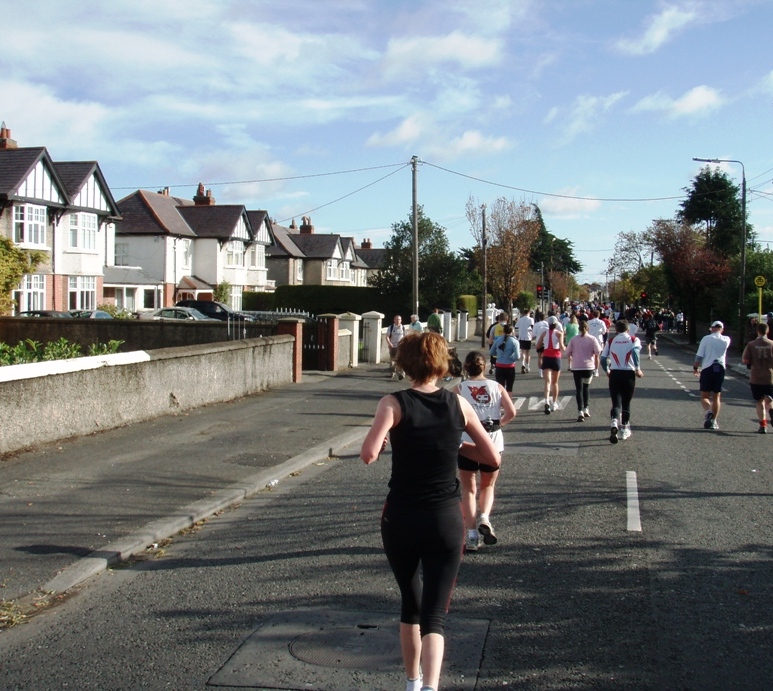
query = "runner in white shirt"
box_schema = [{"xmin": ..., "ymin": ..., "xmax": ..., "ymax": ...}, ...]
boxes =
[
  {"xmin": 693, "ymin": 320, "xmax": 732, "ymax": 430},
  {"xmin": 587, "ymin": 309, "xmax": 608, "ymax": 375},
  {"xmin": 600, "ymin": 320, "xmax": 643, "ymax": 443},
  {"xmin": 515, "ymin": 311, "xmax": 535, "ymax": 373}
]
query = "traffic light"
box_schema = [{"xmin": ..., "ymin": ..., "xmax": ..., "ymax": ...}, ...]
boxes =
[
  {"xmin": 640, "ymin": 292, "xmax": 647, "ymax": 301},
  {"xmin": 536, "ymin": 284, "xmax": 544, "ymax": 298}
]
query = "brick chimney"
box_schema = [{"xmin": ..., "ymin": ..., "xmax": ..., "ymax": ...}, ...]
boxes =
[
  {"xmin": 158, "ymin": 187, "xmax": 170, "ymax": 196},
  {"xmin": 289, "ymin": 219, "xmax": 297, "ymax": 230},
  {"xmin": 361, "ymin": 238, "xmax": 372, "ymax": 249},
  {"xmin": 0, "ymin": 122, "xmax": 18, "ymax": 150},
  {"xmin": 193, "ymin": 182, "xmax": 216, "ymax": 206},
  {"xmin": 299, "ymin": 215, "xmax": 314, "ymax": 234}
]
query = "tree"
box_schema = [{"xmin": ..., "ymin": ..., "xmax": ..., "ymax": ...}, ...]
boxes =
[
  {"xmin": 467, "ymin": 197, "xmax": 540, "ymax": 316},
  {"xmin": 649, "ymin": 219, "xmax": 731, "ymax": 344},
  {"xmin": 679, "ymin": 165, "xmax": 754, "ymax": 256},
  {"xmin": 606, "ymin": 229, "xmax": 655, "ymax": 278},
  {"xmin": 0, "ymin": 237, "xmax": 46, "ymax": 315},
  {"xmin": 369, "ymin": 207, "xmax": 470, "ymax": 314},
  {"xmin": 528, "ymin": 205, "xmax": 582, "ymax": 286}
]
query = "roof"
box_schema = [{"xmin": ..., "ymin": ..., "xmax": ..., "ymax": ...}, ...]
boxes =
[
  {"xmin": 0, "ymin": 147, "xmax": 66, "ymax": 206},
  {"xmin": 356, "ymin": 247, "xmax": 387, "ymax": 269},
  {"xmin": 268, "ymin": 223, "xmax": 305, "ymax": 258},
  {"xmin": 103, "ymin": 266, "xmax": 163, "ymax": 286},
  {"xmin": 177, "ymin": 275, "xmax": 213, "ymax": 291},
  {"xmin": 178, "ymin": 204, "xmax": 250, "ymax": 240},
  {"xmin": 53, "ymin": 161, "xmax": 121, "ymax": 218},
  {"xmin": 291, "ymin": 233, "xmax": 341, "ymax": 259},
  {"xmin": 116, "ymin": 190, "xmax": 196, "ymax": 237}
]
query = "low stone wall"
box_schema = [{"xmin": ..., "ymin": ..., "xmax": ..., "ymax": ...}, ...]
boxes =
[{"xmin": 0, "ymin": 335, "xmax": 294, "ymax": 456}]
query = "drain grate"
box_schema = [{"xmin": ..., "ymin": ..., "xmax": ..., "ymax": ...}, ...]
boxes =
[{"xmin": 290, "ymin": 627, "xmax": 401, "ymax": 670}]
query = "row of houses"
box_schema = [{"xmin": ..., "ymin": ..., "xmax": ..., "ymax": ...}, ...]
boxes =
[{"xmin": 0, "ymin": 124, "xmax": 386, "ymax": 315}]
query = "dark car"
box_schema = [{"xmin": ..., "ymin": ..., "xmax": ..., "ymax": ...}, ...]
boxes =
[
  {"xmin": 175, "ymin": 300, "xmax": 254, "ymax": 322},
  {"xmin": 17, "ymin": 310, "xmax": 74, "ymax": 318}
]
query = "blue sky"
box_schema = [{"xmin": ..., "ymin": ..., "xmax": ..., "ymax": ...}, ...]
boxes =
[{"xmin": 2, "ymin": 0, "xmax": 772, "ymax": 284}]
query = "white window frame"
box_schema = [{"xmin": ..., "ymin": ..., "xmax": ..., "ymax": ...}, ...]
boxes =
[
  {"xmin": 295, "ymin": 258, "xmax": 303, "ymax": 282},
  {"xmin": 115, "ymin": 243, "xmax": 129, "ymax": 266},
  {"xmin": 68, "ymin": 212, "xmax": 98, "ymax": 251},
  {"xmin": 115, "ymin": 286, "xmax": 136, "ymax": 311},
  {"xmin": 68, "ymin": 276, "xmax": 97, "ymax": 310},
  {"xmin": 339, "ymin": 260, "xmax": 351, "ymax": 282},
  {"xmin": 225, "ymin": 241, "xmax": 244, "ymax": 267},
  {"xmin": 13, "ymin": 274, "xmax": 46, "ymax": 313},
  {"xmin": 182, "ymin": 239, "xmax": 192, "ymax": 269},
  {"xmin": 326, "ymin": 259, "xmax": 338, "ymax": 280},
  {"xmin": 14, "ymin": 204, "xmax": 47, "ymax": 247}
]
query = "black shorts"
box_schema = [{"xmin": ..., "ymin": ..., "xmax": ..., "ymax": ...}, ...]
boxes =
[
  {"xmin": 699, "ymin": 365, "xmax": 725, "ymax": 394},
  {"xmin": 541, "ymin": 356, "xmax": 561, "ymax": 372},
  {"xmin": 457, "ymin": 454, "xmax": 499, "ymax": 474},
  {"xmin": 519, "ymin": 340, "xmax": 531, "ymax": 351},
  {"xmin": 750, "ymin": 383, "xmax": 773, "ymax": 401},
  {"xmin": 645, "ymin": 334, "xmax": 658, "ymax": 345}
]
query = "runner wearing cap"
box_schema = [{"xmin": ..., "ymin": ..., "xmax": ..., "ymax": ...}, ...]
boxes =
[{"xmin": 694, "ymin": 320, "xmax": 732, "ymax": 430}]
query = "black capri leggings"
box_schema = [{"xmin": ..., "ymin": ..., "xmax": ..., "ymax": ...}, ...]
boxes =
[
  {"xmin": 381, "ymin": 502, "xmax": 463, "ymax": 637},
  {"xmin": 608, "ymin": 369, "xmax": 637, "ymax": 424},
  {"xmin": 495, "ymin": 365, "xmax": 515, "ymax": 392},
  {"xmin": 572, "ymin": 369, "xmax": 593, "ymax": 410}
]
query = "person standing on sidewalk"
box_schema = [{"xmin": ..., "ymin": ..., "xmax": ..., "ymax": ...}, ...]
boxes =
[
  {"xmin": 693, "ymin": 320, "xmax": 732, "ymax": 430},
  {"xmin": 360, "ymin": 332, "xmax": 500, "ymax": 691},
  {"xmin": 427, "ymin": 308, "xmax": 443, "ymax": 336},
  {"xmin": 741, "ymin": 321, "xmax": 773, "ymax": 433},
  {"xmin": 409, "ymin": 314, "xmax": 424, "ymax": 333},
  {"xmin": 564, "ymin": 319, "xmax": 602, "ymax": 422},
  {"xmin": 536, "ymin": 315, "xmax": 566, "ymax": 413},
  {"xmin": 386, "ymin": 315, "xmax": 407, "ymax": 380},
  {"xmin": 455, "ymin": 351, "xmax": 516, "ymax": 552},
  {"xmin": 600, "ymin": 320, "xmax": 643, "ymax": 443},
  {"xmin": 490, "ymin": 324, "xmax": 520, "ymax": 394}
]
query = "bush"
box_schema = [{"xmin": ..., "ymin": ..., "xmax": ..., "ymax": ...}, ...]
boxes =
[
  {"xmin": 0, "ymin": 338, "xmax": 123, "ymax": 366},
  {"xmin": 456, "ymin": 294, "xmax": 478, "ymax": 316}
]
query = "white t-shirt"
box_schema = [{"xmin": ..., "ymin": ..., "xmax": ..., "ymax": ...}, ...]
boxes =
[
  {"xmin": 587, "ymin": 317, "xmax": 607, "ymax": 346},
  {"xmin": 516, "ymin": 315, "xmax": 534, "ymax": 341},
  {"xmin": 457, "ymin": 378, "xmax": 505, "ymax": 451},
  {"xmin": 387, "ymin": 323, "xmax": 406, "ymax": 346},
  {"xmin": 695, "ymin": 331, "xmax": 731, "ymax": 371}
]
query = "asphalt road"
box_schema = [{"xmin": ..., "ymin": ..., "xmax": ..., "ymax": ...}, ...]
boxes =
[{"xmin": 1, "ymin": 334, "xmax": 771, "ymax": 690}]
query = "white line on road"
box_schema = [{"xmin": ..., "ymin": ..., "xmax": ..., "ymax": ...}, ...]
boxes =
[{"xmin": 626, "ymin": 470, "xmax": 642, "ymax": 532}]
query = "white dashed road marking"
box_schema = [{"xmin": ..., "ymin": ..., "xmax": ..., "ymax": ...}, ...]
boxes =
[{"xmin": 626, "ymin": 470, "xmax": 642, "ymax": 532}]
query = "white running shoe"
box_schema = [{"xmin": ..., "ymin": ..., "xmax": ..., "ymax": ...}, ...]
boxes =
[
  {"xmin": 610, "ymin": 419, "xmax": 619, "ymax": 444},
  {"xmin": 550, "ymin": 401, "xmax": 558, "ymax": 411},
  {"xmin": 620, "ymin": 424, "xmax": 632, "ymax": 440},
  {"xmin": 477, "ymin": 515, "xmax": 497, "ymax": 545},
  {"xmin": 577, "ymin": 412, "xmax": 585, "ymax": 422},
  {"xmin": 465, "ymin": 530, "xmax": 480, "ymax": 552},
  {"xmin": 582, "ymin": 408, "xmax": 590, "ymax": 418}
]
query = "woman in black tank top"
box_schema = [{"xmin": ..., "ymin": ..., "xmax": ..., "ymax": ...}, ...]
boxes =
[{"xmin": 361, "ymin": 332, "xmax": 500, "ymax": 691}]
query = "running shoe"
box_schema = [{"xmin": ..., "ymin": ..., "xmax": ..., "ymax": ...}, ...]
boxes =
[
  {"xmin": 544, "ymin": 402, "xmax": 551, "ymax": 414},
  {"xmin": 710, "ymin": 419, "xmax": 718, "ymax": 430},
  {"xmin": 610, "ymin": 419, "xmax": 619, "ymax": 444},
  {"xmin": 620, "ymin": 424, "xmax": 632, "ymax": 440},
  {"xmin": 757, "ymin": 425, "xmax": 767, "ymax": 434},
  {"xmin": 583, "ymin": 408, "xmax": 591, "ymax": 418},
  {"xmin": 703, "ymin": 411, "xmax": 714, "ymax": 429},
  {"xmin": 465, "ymin": 531, "xmax": 480, "ymax": 552},
  {"xmin": 550, "ymin": 401, "xmax": 558, "ymax": 412},
  {"xmin": 521, "ymin": 365, "xmax": 526, "ymax": 374},
  {"xmin": 539, "ymin": 369, "xmax": 543, "ymax": 378},
  {"xmin": 578, "ymin": 412, "xmax": 585, "ymax": 422},
  {"xmin": 477, "ymin": 516, "xmax": 497, "ymax": 545}
]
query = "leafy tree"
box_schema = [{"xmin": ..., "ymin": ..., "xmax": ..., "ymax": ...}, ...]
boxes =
[
  {"xmin": 649, "ymin": 219, "xmax": 731, "ymax": 344},
  {"xmin": 679, "ymin": 165, "xmax": 754, "ymax": 256},
  {"xmin": 0, "ymin": 237, "xmax": 46, "ymax": 315},
  {"xmin": 369, "ymin": 207, "xmax": 470, "ymax": 314},
  {"xmin": 606, "ymin": 229, "xmax": 655, "ymax": 278},
  {"xmin": 467, "ymin": 197, "xmax": 540, "ymax": 316}
]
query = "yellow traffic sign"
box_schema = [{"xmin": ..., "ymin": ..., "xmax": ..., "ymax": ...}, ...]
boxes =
[{"xmin": 754, "ymin": 275, "xmax": 766, "ymax": 287}]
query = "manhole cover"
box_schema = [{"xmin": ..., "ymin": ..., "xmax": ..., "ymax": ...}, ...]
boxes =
[{"xmin": 290, "ymin": 627, "xmax": 401, "ymax": 670}]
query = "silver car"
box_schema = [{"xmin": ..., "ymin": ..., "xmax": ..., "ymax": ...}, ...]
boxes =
[{"xmin": 139, "ymin": 307, "xmax": 219, "ymax": 322}]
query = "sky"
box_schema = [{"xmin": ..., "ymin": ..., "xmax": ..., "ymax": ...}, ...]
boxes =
[{"xmin": 2, "ymin": 0, "xmax": 772, "ymax": 285}]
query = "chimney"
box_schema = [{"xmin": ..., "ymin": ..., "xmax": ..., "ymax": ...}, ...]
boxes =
[
  {"xmin": 0, "ymin": 122, "xmax": 18, "ymax": 150},
  {"xmin": 193, "ymin": 182, "xmax": 216, "ymax": 206},
  {"xmin": 289, "ymin": 218, "xmax": 298, "ymax": 230},
  {"xmin": 158, "ymin": 187, "xmax": 170, "ymax": 196},
  {"xmin": 299, "ymin": 215, "xmax": 314, "ymax": 234},
  {"xmin": 361, "ymin": 238, "xmax": 372, "ymax": 250}
]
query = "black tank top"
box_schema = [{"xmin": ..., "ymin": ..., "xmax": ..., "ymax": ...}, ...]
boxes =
[{"xmin": 387, "ymin": 388, "xmax": 464, "ymax": 509}]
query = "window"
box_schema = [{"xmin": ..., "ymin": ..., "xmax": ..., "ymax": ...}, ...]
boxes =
[
  {"xmin": 13, "ymin": 274, "xmax": 46, "ymax": 313},
  {"xmin": 295, "ymin": 258, "xmax": 303, "ymax": 282},
  {"xmin": 226, "ymin": 241, "xmax": 244, "ymax": 267},
  {"xmin": 143, "ymin": 289, "xmax": 156, "ymax": 309},
  {"xmin": 68, "ymin": 276, "xmax": 96, "ymax": 310},
  {"xmin": 326, "ymin": 259, "xmax": 337, "ymax": 280},
  {"xmin": 339, "ymin": 261, "xmax": 351, "ymax": 282},
  {"xmin": 231, "ymin": 285, "xmax": 243, "ymax": 311},
  {"xmin": 14, "ymin": 204, "xmax": 47, "ymax": 247},
  {"xmin": 115, "ymin": 243, "xmax": 129, "ymax": 266},
  {"xmin": 182, "ymin": 239, "xmax": 192, "ymax": 269},
  {"xmin": 68, "ymin": 212, "xmax": 98, "ymax": 250},
  {"xmin": 114, "ymin": 286, "xmax": 136, "ymax": 310},
  {"xmin": 247, "ymin": 243, "xmax": 264, "ymax": 269}
]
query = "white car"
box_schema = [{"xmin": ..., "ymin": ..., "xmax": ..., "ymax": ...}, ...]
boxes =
[{"xmin": 139, "ymin": 307, "xmax": 219, "ymax": 322}]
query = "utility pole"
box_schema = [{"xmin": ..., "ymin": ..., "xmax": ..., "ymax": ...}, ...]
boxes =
[
  {"xmin": 481, "ymin": 204, "xmax": 487, "ymax": 347},
  {"xmin": 411, "ymin": 156, "xmax": 419, "ymax": 317}
]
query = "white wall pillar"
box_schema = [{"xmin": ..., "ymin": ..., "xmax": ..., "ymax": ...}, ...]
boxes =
[
  {"xmin": 361, "ymin": 311, "xmax": 384, "ymax": 364},
  {"xmin": 457, "ymin": 311, "xmax": 468, "ymax": 341},
  {"xmin": 337, "ymin": 312, "xmax": 361, "ymax": 367}
]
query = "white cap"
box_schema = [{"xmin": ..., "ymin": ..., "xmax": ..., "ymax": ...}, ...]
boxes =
[{"xmin": 711, "ymin": 320, "xmax": 724, "ymax": 329}]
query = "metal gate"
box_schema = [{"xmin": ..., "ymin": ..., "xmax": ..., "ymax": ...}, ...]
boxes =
[{"xmin": 302, "ymin": 317, "xmax": 329, "ymax": 370}]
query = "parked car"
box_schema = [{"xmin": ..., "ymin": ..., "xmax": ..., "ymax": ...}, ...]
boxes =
[
  {"xmin": 175, "ymin": 300, "xmax": 255, "ymax": 322},
  {"xmin": 70, "ymin": 310, "xmax": 114, "ymax": 319},
  {"xmin": 17, "ymin": 310, "xmax": 73, "ymax": 318},
  {"xmin": 139, "ymin": 307, "xmax": 219, "ymax": 322}
]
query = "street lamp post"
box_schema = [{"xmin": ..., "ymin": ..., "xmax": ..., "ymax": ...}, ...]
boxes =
[{"xmin": 692, "ymin": 157, "xmax": 746, "ymax": 348}]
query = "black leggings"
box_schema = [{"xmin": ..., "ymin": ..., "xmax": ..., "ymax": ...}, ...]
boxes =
[
  {"xmin": 608, "ymin": 370, "xmax": 636, "ymax": 424},
  {"xmin": 495, "ymin": 366, "xmax": 515, "ymax": 392},
  {"xmin": 381, "ymin": 502, "xmax": 463, "ymax": 637},
  {"xmin": 572, "ymin": 369, "xmax": 593, "ymax": 410}
]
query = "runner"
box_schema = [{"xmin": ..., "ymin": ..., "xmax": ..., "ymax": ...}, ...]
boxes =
[{"xmin": 600, "ymin": 320, "xmax": 643, "ymax": 443}]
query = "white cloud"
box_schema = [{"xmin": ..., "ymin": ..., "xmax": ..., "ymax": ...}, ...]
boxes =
[
  {"xmin": 616, "ymin": 4, "xmax": 698, "ymax": 55},
  {"xmin": 381, "ymin": 31, "xmax": 503, "ymax": 80},
  {"xmin": 539, "ymin": 191, "xmax": 602, "ymax": 218},
  {"xmin": 557, "ymin": 92, "xmax": 628, "ymax": 143},
  {"xmin": 423, "ymin": 130, "xmax": 512, "ymax": 161},
  {"xmin": 367, "ymin": 115, "xmax": 428, "ymax": 148},
  {"xmin": 632, "ymin": 85, "xmax": 724, "ymax": 117}
]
